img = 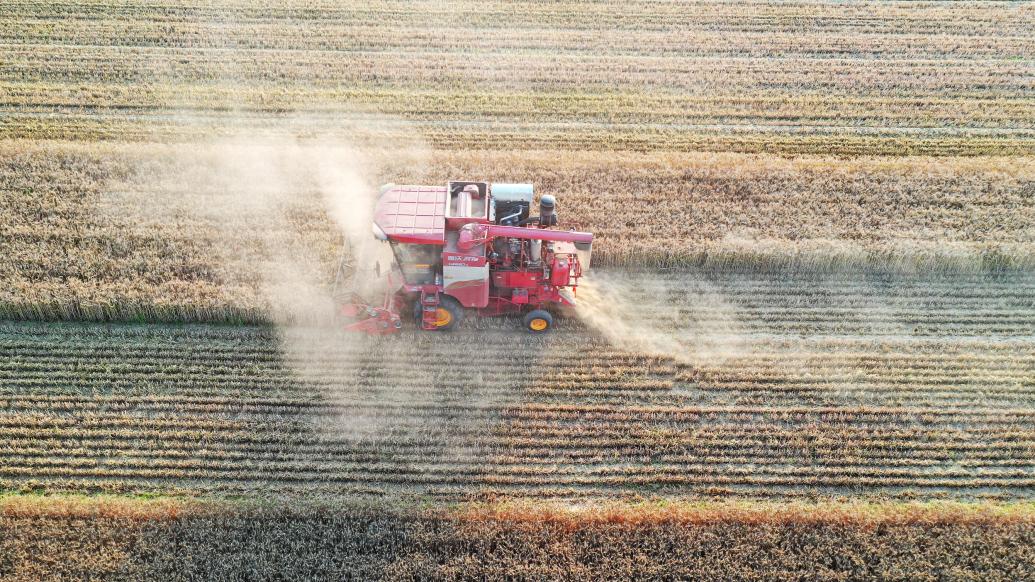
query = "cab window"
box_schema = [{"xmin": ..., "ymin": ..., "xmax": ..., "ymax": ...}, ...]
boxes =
[{"xmin": 391, "ymin": 243, "xmax": 439, "ymax": 285}]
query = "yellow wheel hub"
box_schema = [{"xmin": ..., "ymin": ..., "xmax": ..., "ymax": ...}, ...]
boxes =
[
  {"xmin": 529, "ymin": 318, "xmax": 549, "ymax": 331},
  {"xmin": 434, "ymin": 307, "xmax": 452, "ymax": 327}
]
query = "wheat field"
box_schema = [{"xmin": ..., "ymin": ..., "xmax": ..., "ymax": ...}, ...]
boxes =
[
  {"xmin": 1, "ymin": 0, "xmax": 1034, "ymax": 578},
  {"xmin": 3, "ymin": 0, "xmax": 1034, "ymax": 154},
  {"xmin": 2, "ymin": 142, "xmax": 1033, "ymax": 323},
  {"xmin": 3, "ymin": 271, "xmax": 1035, "ymax": 499},
  {"xmin": 3, "ymin": 497, "xmax": 1034, "ymax": 580}
]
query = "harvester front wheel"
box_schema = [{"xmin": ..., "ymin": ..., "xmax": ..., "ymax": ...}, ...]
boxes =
[
  {"xmin": 523, "ymin": 309, "xmax": 553, "ymax": 334},
  {"xmin": 414, "ymin": 296, "xmax": 463, "ymax": 331}
]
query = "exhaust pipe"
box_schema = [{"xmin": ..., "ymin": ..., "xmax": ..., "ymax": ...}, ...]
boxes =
[{"xmin": 539, "ymin": 194, "xmax": 557, "ymax": 226}]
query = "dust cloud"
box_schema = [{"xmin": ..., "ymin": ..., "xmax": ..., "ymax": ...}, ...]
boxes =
[
  {"xmin": 142, "ymin": 134, "xmax": 445, "ymax": 440},
  {"xmin": 117, "ymin": 8, "xmax": 493, "ymax": 453},
  {"xmin": 109, "ymin": 130, "xmax": 417, "ymax": 427},
  {"xmin": 119, "ymin": 134, "xmax": 392, "ymax": 326},
  {"xmin": 575, "ymin": 270, "xmax": 754, "ymax": 367},
  {"xmin": 156, "ymin": 133, "xmax": 499, "ymax": 448}
]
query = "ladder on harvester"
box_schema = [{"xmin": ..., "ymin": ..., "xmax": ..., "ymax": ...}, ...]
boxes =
[{"xmin": 418, "ymin": 288, "xmax": 441, "ymax": 330}]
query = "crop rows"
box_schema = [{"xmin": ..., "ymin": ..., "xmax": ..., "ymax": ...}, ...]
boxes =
[
  {"xmin": 2, "ymin": 142, "xmax": 1032, "ymax": 323},
  {"xmin": 7, "ymin": 48, "xmax": 1031, "ymax": 99},
  {"xmin": 10, "ymin": 85, "xmax": 1032, "ymax": 134},
  {"xmin": 1, "ymin": 0, "xmax": 1032, "ymax": 153},
  {"xmin": 2, "ymin": 0, "xmax": 1033, "ymax": 575},
  {"xmin": 0, "ymin": 496, "xmax": 1030, "ymax": 581},
  {"xmin": 0, "ymin": 267, "xmax": 1031, "ymax": 501}
]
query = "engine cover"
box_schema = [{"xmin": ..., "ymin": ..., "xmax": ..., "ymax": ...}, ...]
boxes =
[{"xmin": 550, "ymin": 258, "xmax": 571, "ymax": 286}]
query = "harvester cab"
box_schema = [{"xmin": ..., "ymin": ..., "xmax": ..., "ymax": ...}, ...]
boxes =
[{"xmin": 339, "ymin": 181, "xmax": 593, "ymax": 334}]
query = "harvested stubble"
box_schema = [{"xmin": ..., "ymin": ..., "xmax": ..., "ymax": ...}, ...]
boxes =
[
  {"xmin": 2, "ymin": 0, "xmax": 1035, "ymax": 575},
  {"xmin": 0, "ymin": 267, "xmax": 1032, "ymax": 501},
  {"xmin": 1, "ymin": 0, "xmax": 1032, "ymax": 154},
  {"xmin": 1, "ymin": 496, "xmax": 1034, "ymax": 581},
  {"xmin": 1, "ymin": 141, "xmax": 1032, "ymax": 323}
]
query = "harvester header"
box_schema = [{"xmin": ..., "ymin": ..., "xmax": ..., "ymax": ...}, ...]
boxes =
[{"xmin": 340, "ymin": 181, "xmax": 593, "ymax": 334}]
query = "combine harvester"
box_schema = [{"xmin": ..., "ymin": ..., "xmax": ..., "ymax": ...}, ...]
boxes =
[{"xmin": 338, "ymin": 181, "xmax": 593, "ymax": 334}]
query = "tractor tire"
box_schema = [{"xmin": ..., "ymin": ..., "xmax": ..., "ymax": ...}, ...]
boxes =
[
  {"xmin": 523, "ymin": 309, "xmax": 553, "ymax": 334},
  {"xmin": 414, "ymin": 295, "xmax": 463, "ymax": 331}
]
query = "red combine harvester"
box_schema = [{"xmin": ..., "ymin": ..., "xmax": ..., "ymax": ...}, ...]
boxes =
[{"xmin": 339, "ymin": 181, "xmax": 593, "ymax": 334}]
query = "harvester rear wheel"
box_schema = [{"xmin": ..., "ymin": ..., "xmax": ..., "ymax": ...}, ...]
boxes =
[
  {"xmin": 414, "ymin": 295, "xmax": 463, "ymax": 331},
  {"xmin": 523, "ymin": 309, "xmax": 553, "ymax": 333}
]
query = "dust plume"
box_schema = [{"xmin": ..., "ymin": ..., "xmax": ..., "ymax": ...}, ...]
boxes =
[
  {"xmin": 131, "ymin": 134, "xmax": 457, "ymax": 443},
  {"xmin": 575, "ymin": 269, "xmax": 754, "ymax": 367},
  {"xmin": 117, "ymin": 5, "xmax": 485, "ymax": 453},
  {"xmin": 163, "ymin": 134, "xmax": 495, "ymax": 451},
  {"xmin": 116, "ymin": 134, "xmax": 391, "ymax": 325}
]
